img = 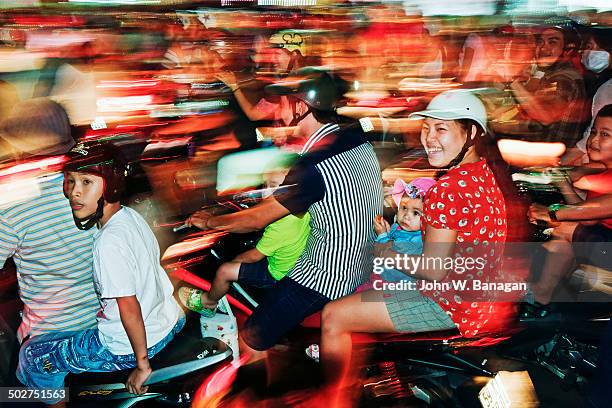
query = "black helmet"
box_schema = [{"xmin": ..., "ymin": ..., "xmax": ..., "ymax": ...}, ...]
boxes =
[
  {"xmin": 63, "ymin": 142, "xmax": 127, "ymax": 230},
  {"xmin": 265, "ymin": 67, "xmax": 347, "ymax": 112}
]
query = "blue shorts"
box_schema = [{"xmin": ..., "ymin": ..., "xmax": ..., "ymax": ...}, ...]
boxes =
[
  {"xmin": 238, "ymin": 258, "xmax": 278, "ymax": 288},
  {"xmin": 16, "ymin": 312, "xmax": 185, "ymax": 404},
  {"xmin": 240, "ymin": 277, "xmax": 329, "ymax": 351}
]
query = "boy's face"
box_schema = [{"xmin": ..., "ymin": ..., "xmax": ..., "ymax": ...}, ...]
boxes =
[
  {"xmin": 396, "ymin": 196, "xmax": 423, "ymax": 232},
  {"xmin": 587, "ymin": 116, "xmax": 612, "ymax": 166},
  {"xmin": 66, "ymin": 171, "xmax": 104, "ymax": 219},
  {"xmin": 536, "ymin": 28, "xmax": 564, "ymax": 68}
]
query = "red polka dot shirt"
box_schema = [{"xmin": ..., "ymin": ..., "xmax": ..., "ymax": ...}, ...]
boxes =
[{"xmin": 421, "ymin": 160, "xmax": 514, "ymax": 337}]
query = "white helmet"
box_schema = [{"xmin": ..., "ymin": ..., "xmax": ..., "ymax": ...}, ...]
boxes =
[{"xmin": 409, "ymin": 90, "xmax": 488, "ymax": 133}]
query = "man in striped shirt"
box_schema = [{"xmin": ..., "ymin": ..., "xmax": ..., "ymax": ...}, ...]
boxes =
[
  {"xmin": 0, "ymin": 100, "xmax": 99, "ymax": 376},
  {"xmin": 187, "ymin": 68, "xmax": 383, "ymax": 352}
]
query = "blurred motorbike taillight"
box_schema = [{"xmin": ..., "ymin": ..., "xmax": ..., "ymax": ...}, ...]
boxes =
[
  {"xmin": 162, "ymin": 231, "xmax": 227, "ymax": 261},
  {"xmin": 0, "ymin": 156, "xmax": 67, "ymax": 181}
]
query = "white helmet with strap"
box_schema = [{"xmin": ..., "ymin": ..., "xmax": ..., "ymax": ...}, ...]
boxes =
[
  {"xmin": 409, "ymin": 90, "xmax": 488, "ymax": 134},
  {"xmin": 410, "ymin": 90, "xmax": 489, "ymax": 167}
]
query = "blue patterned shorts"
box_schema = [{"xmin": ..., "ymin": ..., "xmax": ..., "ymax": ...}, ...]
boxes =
[{"xmin": 17, "ymin": 312, "xmax": 185, "ymax": 403}]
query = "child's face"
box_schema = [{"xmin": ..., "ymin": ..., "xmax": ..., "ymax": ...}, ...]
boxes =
[
  {"xmin": 587, "ymin": 116, "xmax": 612, "ymax": 166},
  {"xmin": 396, "ymin": 196, "xmax": 423, "ymax": 232},
  {"xmin": 65, "ymin": 171, "xmax": 104, "ymax": 219},
  {"xmin": 262, "ymin": 169, "xmax": 288, "ymax": 198}
]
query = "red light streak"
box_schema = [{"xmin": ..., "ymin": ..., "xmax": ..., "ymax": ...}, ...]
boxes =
[
  {"xmin": 0, "ymin": 156, "xmax": 67, "ymax": 178},
  {"xmin": 168, "ymin": 267, "xmax": 252, "ymax": 317}
]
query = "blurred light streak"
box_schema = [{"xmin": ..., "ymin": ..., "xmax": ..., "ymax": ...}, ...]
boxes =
[
  {"xmin": 258, "ymin": 0, "xmax": 317, "ymax": 6},
  {"xmin": 96, "ymin": 95, "xmax": 153, "ymax": 113},
  {"xmin": 0, "ymin": 156, "xmax": 67, "ymax": 178},
  {"xmin": 161, "ymin": 231, "xmax": 226, "ymax": 260},
  {"xmin": 397, "ymin": 78, "xmax": 463, "ymax": 93},
  {"xmin": 97, "ymin": 80, "xmax": 160, "ymax": 89},
  {"xmin": 168, "ymin": 267, "xmax": 252, "ymax": 317},
  {"xmin": 175, "ymin": 100, "xmax": 230, "ymax": 111},
  {"xmin": 66, "ymin": 0, "xmax": 161, "ymax": 4},
  {"xmin": 498, "ymin": 139, "xmax": 566, "ymax": 168},
  {"xmin": 192, "ymin": 354, "xmax": 250, "ymax": 408}
]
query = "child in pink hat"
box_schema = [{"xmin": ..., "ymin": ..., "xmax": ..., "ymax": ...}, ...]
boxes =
[{"xmin": 373, "ymin": 177, "xmax": 437, "ymax": 282}]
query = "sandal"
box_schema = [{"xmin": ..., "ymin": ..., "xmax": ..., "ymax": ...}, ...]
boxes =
[
  {"xmin": 305, "ymin": 344, "xmax": 320, "ymax": 363},
  {"xmin": 178, "ymin": 287, "xmax": 218, "ymax": 318}
]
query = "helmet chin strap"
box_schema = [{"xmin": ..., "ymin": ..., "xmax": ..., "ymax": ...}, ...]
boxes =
[
  {"xmin": 73, "ymin": 198, "xmax": 105, "ymax": 230},
  {"xmin": 446, "ymin": 126, "xmax": 476, "ymax": 169},
  {"xmin": 288, "ymin": 99, "xmax": 311, "ymax": 127}
]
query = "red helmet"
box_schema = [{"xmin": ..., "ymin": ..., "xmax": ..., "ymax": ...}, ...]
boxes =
[{"xmin": 63, "ymin": 142, "xmax": 126, "ymax": 203}]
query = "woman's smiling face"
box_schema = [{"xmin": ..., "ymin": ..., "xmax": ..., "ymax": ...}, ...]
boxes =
[{"xmin": 420, "ymin": 118, "xmax": 468, "ymax": 167}]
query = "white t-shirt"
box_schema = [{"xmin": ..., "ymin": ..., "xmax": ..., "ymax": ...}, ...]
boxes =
[{"xmin": 93, "ymin": 206, "xmax": 180, "ymax": 355}]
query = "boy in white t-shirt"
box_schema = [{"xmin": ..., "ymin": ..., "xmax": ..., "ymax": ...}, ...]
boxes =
[{"xmin": 16, "ymin": 142, "xmax": 183, "ymax": 402}]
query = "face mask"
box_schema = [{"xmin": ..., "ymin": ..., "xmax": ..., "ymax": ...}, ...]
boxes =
[{"xmin": 582, "ymin": 50, "xmax": 610, "ymax": 73}]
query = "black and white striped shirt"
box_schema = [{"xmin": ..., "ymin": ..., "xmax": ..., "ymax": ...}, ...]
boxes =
[{"xmin": 275, "ymin": 123, "xmax": 383, "ymax": 300}]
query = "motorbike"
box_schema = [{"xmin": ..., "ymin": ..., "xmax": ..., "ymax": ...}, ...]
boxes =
[
  {"xmin": 3, "ymin": 144, "xmax": 594, "ymax": 407},
  {"xmin": 153, "ymin": 161, "xmax": 612, "ymax": 407}
]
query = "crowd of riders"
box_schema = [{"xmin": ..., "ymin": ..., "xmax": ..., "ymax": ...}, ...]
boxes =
[{"xmin": 0, "ymin": 4, "xmax": 611, "ymax": 406}]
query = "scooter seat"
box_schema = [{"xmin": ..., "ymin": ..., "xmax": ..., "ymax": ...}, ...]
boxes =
[{"xmin": 65, "ymin": 333, "xmax": 229, "ymax": 387}]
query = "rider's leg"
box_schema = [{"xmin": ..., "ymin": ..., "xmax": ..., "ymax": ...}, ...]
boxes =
[
  {"xmin": 17, "ymin": 329, "xmax": 135, "ymax": 404},
  {"xmin": 321, "ymin": 290, "xmax": 395, "ymax": 407},
  {"xmin": 531, "ymin": 222, "xmax": 578, "ymax": 304},
  {"xmin": 202, "ymin": 261, "xmax": 241, "ymax": 307},
  {"xmin": 237, "ymin": 334, "xmax": 267, "ymax": 363}
]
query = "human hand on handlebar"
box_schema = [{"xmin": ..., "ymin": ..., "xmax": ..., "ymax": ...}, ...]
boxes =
[
  {"xmin": 187, "ymin": 210, "xmax": 215, "ymax": 230},
  {"xmin": 528, "ymin": 203, "xmax": 557, "ymax": 225},
  {"xmin": 126, "ymin": 365, "xmax": 151, "ymax": 395}
]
